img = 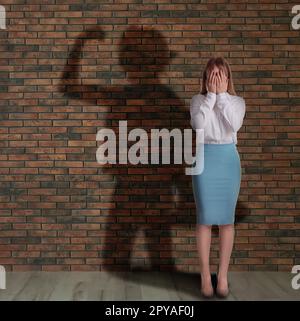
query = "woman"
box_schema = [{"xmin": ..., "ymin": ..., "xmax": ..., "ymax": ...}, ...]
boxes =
[{"xmin": 190, "ymin": 57, "xmax": 246, "ymax": 298}]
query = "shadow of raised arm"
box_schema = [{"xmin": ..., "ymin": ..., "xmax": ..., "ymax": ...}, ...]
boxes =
[{"xmin": 59, "ymin": 27, "xmax": 118, "ymax": 103}]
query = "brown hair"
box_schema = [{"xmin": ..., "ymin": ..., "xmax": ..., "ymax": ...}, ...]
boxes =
[{"xmin": 200, "ymin": 56, "xmax": 236, "ymax": 96}]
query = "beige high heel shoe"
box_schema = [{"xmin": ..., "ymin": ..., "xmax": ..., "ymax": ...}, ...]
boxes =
[
  {"xmin": 200, "ymin": 275, "xmax": 214, "ymax": 299},
  {"xmin": 201, "ymin": 287, "xmax": 214, "ymax": 299},
  {"xmin": 216, "ymin": 286, "xmax": 229, "ymax": 298},
  {"xmin": 216, "ymin": 277, "xmax": 230, "ymax": 298}
]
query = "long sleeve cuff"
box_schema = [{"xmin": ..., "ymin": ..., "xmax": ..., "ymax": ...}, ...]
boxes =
[
  {"xmin": 205, "ymin": 91, "xmax": 216, "ymax": 109},
  {"xmin": 215, "ymin": 92, "xmax": 246, "ymax": 132},
  {"xmin": 216, "ymin": 92, "xmax": 228, "ymax": 105},
  {"xmin": 190, "ymin": 92, "xmax": 216, "ymax": 130}
]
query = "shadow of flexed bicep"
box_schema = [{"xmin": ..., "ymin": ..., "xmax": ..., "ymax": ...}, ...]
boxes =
[{"xmin": 59, "ymin": 27, "xmax": 119, "ymax": 102}]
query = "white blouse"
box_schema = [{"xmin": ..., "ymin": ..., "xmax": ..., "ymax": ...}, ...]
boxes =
[{"xmin": 190, "ymin": 91, "xmax": 246, "ymax": 145}]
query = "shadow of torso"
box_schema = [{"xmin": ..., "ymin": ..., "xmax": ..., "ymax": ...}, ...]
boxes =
[{"xmin": 94, "ymin": 83, "xmax": 192, "ymax": 271}]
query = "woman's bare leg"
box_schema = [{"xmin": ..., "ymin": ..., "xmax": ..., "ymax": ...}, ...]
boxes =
[
  {"xmin": 196, "ymin": 224, "xmax": 213, "ymax": 295},
  {"xmin": 218, "ymin": 224, "xmax": 235, "ymax": 292}
]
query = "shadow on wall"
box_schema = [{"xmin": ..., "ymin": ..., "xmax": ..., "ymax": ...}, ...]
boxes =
[
  {"xmin": 58, "ymin": 25, "xmax": 245, "ymax": 273},
  {"xmin": 59, "ymin": 25, "xmax": 190, "ymax": 272}
]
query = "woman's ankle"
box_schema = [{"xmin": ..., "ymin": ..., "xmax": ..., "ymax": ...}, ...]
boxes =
[
  {"xmin": 217, "ymin": 272, "xmax": 228, "ymax": 282},
  {"xmin": 201, "ymin": 272, "xmax": 212, "ymax": 283}
]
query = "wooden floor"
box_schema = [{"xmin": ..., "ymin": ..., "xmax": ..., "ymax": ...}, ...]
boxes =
[{"xmin": 0, "ymin": 271, "xmax": 299, "ymax": 301}]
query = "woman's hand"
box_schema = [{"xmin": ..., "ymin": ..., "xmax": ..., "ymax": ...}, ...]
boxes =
[
  {"xmin": 206, "ymin": 71, "xmax": 217, "ymax": 94},
  {"xmin": 216, "ymin": 69, "xmax": 228, "ymax": 94}
]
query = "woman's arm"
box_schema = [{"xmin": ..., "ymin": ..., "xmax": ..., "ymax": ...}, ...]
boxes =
[
  {"xmin": 190, "ymin": 92, "xmax": 216, "ymax": 130},
  {"xmin": 215, "ymin": 93, "xmax": 246, "ymax": 132}
]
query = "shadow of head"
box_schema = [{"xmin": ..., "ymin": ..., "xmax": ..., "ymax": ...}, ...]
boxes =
[{"xmin": 117, "ymin": 25, "xmax": 178, "ymax": 77}]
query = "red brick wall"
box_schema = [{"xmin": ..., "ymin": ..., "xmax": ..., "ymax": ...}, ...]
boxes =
[{"xmin": 0, "ymin": 1, "xmax": 299, "ymax": 272}]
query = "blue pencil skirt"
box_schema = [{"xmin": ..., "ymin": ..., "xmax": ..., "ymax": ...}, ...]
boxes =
[{"xmin": 192, "ymin": 143, "xmax": 241, "ymax": 226}]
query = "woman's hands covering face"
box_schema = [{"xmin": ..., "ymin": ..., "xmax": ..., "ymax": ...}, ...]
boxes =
[
  {"xmin": 206, "ymin": 68, "xmax": 228, "ymax": 94},
  {"xmin": 206, "ymin": 70, "xmax": 217, "ymax": 93},
  {"xmin": 216, "ymin": 69, "xmax": 228, "ymax": 94}
]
